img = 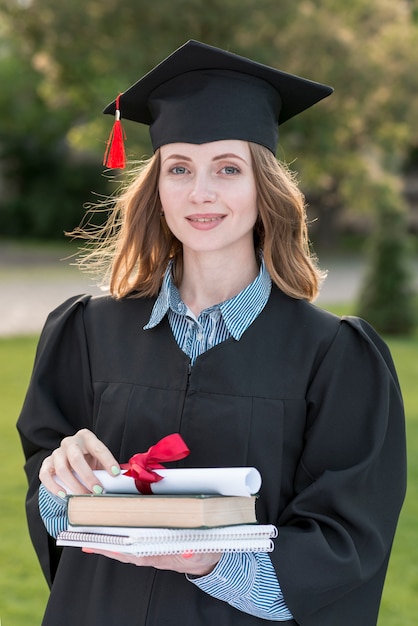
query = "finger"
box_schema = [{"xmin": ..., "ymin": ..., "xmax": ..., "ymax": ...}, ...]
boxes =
[
  {"xmin": 80, "ymin": 549, "xmax": 221, "ymax": 575},
  {"xmin": 82, "ymin": 548, "xmax": 130, "ymax": 563},
  {"xmin": 53, "ymin": 447, "xmax": 94, "ymax": 494},
  {"xmin": 39, "ymin": 455, "xmax": 66, "ymax": 496},
  {"xmin": 39, "ymin": 449, "xmax": 91, "ymax": 496},
  {"xmin": 181, "ymin": 551, "xmax": 194, "ymax": 559},
  {"xmin": 40, "ymin": 429, "xmax": 120, "ymax": 495},
  {"xmin": 64, "ymin": 429, "xmax": 120, "ymax": 475},
  {"xmin": 130, "ymin": 553, "xmax": 221, "ymax": 574},
  {"xmin": 59, "ymin": 429, "xmax": 120, "ymax": 493}
]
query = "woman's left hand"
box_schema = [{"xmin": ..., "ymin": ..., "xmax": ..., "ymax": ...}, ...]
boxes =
[{"xmin": 81, "ymin": 548, "xmax": 222, "ymax": 576}]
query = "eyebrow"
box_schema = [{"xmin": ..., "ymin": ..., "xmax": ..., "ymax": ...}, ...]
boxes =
[
  {"xmin": 161, "ymin": 152, "xmax": 248, "ymax": 165},
  {"xmin": 213, "ymin": 153, "xmax": 248, "ymax": 164}
]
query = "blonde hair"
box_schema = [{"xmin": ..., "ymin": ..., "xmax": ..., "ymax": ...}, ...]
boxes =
[
  {"xmin": 249, "ymin": 143, "xmax": 325, "ymax": 301},
  {"xmin": 70, "ymin": 143, "xmax": 325, "ymax": 301}
]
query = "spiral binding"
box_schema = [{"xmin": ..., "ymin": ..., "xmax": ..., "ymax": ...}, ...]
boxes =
[{"xmin": 57, "ymin": 525, "xmax": 278, "ymax": 555}]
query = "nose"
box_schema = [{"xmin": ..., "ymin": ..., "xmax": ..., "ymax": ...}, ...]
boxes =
[{"xmin": 188, "ymin": 171, "xmax": 216, "ymax": 204}]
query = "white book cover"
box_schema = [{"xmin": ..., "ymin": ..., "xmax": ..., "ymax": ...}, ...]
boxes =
[{"xmin": 57, "ymin": 524, "xmax": 278, "ymax": 556}]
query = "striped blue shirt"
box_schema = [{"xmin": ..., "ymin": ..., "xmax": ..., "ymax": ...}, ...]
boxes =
[
  {"xmin": 38, "ymin": 258, "xmax": 293, "ymax": 621},
  {"xmin": 144, "ymin": 257, "xmax": 272, "ymax": 365},
  {"xmin": 144, "ymin": 259, "xmax": 292, "ymax": 620}
]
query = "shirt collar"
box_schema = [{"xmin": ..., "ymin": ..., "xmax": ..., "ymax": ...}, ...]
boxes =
[{"xmin": 143, "ymin": 256, "xmax": 271, "ymax": 339}]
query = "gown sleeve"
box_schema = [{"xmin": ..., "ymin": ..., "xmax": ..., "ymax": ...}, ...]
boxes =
[
  {"xmin": 274, "ymin": 315, "xmax": 407, "ymax": 625},
  {"xmin": 17, "ymin": 295, "xmax": 93, "ymax": 587}
]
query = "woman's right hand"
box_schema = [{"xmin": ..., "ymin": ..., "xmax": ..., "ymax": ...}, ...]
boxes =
[{"xmin": 39, "ymin": 428, "xmax": 120, "ymax": 497}]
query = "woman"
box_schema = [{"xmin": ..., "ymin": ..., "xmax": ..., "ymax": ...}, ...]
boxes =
[{"xmin": 17, "ymin": 40, "xmax": 406, "ymax": 625}]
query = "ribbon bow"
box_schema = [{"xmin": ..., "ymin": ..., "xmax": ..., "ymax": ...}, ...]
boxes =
[{"xmin": 121, "ymin": 433, "xmax": 190, "ymax": 494}]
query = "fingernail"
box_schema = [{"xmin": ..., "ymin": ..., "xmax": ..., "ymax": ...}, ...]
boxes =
[
  {"xmin": 181, "ymin": 551, "xmax": 194, "ymax": 559},
  {"xmin": 82, "ymin": 548, "xmax": 94, "ymax": 554},
  {"xmin": 92, "ymin": 484, "xmax": 103, "ymax": 494},
  {"xmin": 58, "ymin": 490, "xmax": 67, "ymax": 499},
  {"xmin": 111, "ymin": 465, "xmax": 121, "ymax": 476}
]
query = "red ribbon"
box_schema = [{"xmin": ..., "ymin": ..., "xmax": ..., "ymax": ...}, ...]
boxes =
[{"xmin": 121, "ymin": 433, "xmax": 190, "ymax": 494}]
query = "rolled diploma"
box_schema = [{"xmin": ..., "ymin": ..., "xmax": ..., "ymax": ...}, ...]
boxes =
[{"xmin": 55, "ymin": 467, "xmax": 261, "ymax": 497}]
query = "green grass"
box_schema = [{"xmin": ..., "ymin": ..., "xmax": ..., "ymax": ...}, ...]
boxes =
[
  {"xmin": 377, "ymin": 334, "xmax": 418, "ymax": 625},
  {"xmin": 1, "ymin": 325, "xmax": 418, "ymax": 624},
  {"xmin": 0, "ymin": 336, "xmax": 49, "ymax": 625}
]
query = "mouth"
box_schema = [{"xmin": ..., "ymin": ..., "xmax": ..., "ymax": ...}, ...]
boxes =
[{"xmin": 186, "ymin": 215, "xmax": 226, "ymax": 223}]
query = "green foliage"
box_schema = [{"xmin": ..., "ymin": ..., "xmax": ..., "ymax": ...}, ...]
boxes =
[
  {"xmin": 1, "ymin": 0, "xmax": 418, "ymax": 242},
  {"xmin": 0, "ymin": 336, "xmax": 49, "ymax": 624},
  {"xmin": 356, "ymin": 183, "xmax": 417, "ymax": 334},
  {"xmin": 0, "ymin": 11, "xmax": 110, "ymax": 238},
  {"xmin": 0, "ymin": 155, "xmax": 109, "ymax": 239},
  {"xmin": 1, "ymin": 329, "xmax": 418, "ymax": 625}
]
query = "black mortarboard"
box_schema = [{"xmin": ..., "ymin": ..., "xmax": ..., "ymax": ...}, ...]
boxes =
[{"xmin": 103, "ymin": 40, "xmax": 333, "ymax": 156}]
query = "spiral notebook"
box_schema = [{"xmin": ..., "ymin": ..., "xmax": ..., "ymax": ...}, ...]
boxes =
[{"xmin": 57, "ymin": 524, "xmax": 278, "ymax": 556}]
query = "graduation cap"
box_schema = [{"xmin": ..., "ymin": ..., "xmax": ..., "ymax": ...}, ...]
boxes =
[{"xmin": 103, "ymin": 40, "xmax": 333, "ymax": 167}]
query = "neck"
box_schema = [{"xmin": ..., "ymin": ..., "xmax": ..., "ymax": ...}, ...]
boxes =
[{"xmin": 178, "ymin": 249, "xmax": 259, "ymax": 316}]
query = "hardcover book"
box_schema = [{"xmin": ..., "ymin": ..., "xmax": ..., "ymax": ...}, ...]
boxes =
[{"xmin": 67, "ymin": 493, "xmax": 258, "ymax": 528}]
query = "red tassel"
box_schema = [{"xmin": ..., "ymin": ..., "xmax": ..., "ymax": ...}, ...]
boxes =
[{"xmin": 103, "ymin": 94, "xmax": 126, "ymax": 169}]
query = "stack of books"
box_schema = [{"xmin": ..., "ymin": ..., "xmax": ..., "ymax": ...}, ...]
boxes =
[{"xmin": 56, "ymin": 467, "xmax": 277, "ymax": 556}]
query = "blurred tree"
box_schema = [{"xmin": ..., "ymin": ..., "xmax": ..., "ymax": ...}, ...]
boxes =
[
  {"xmin": 259, "ymin": 0, "xmax": 418, "ymax": 246},
  {"xmin": 0, "ymin": 0, "xmax": 418, "ymax": 251},
  {"xmin": 0, "ymin": 6, "xmax": 108, "ymax": 237},
  {"xmin": 356, "ymin": 181, "xmax": 416, "ymax": 334}
]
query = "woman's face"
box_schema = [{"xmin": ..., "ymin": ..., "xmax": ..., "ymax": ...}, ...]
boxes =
[{"xmin": 158, "ymin": 140, "xmax": 258, "ymax": 260}]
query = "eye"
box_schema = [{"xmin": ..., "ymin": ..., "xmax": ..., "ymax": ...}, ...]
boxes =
[
  {"xmin": 170, "ymin": 166, "xmax": 188, "ymax": 175},
  {"xmin": 220, "ymin": 165, "xmax": 240, "ymax": 175}
]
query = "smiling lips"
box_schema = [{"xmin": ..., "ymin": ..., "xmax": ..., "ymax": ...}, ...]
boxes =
[
  {"xmin": 189, "ymin": 217, "xmax": 221, "ymax": 223},
  {"xmin": 187, "ymin": 214, "xmax": 225, "ymax": 225}
]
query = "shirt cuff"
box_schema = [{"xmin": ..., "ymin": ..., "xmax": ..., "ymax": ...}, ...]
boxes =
[
  {"xmin": 187, "ymin": 551, "xmax": 293, "ymax": 621},
  {"xmin": 38, "ymin": 483, "xmax": 68, "ymax": 538}
]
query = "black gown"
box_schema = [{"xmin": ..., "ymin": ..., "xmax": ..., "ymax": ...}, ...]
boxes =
[{"xmin": 17, "ymin": 286, "xmax": 406, "ymax": 625}]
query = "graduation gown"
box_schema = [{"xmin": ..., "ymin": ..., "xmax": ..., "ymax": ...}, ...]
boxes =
[{"xmin": 17, "ymin": 286, "xmax": 406, "ymax": 625}]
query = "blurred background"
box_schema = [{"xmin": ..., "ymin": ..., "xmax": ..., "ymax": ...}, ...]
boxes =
[
  {"xmin": 1, "ymin": 0, "xmax": 418, "ymax": 333},
  {"xmin": 0, "ymin": 1, "xmax": 417, "ymax": 624}
]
